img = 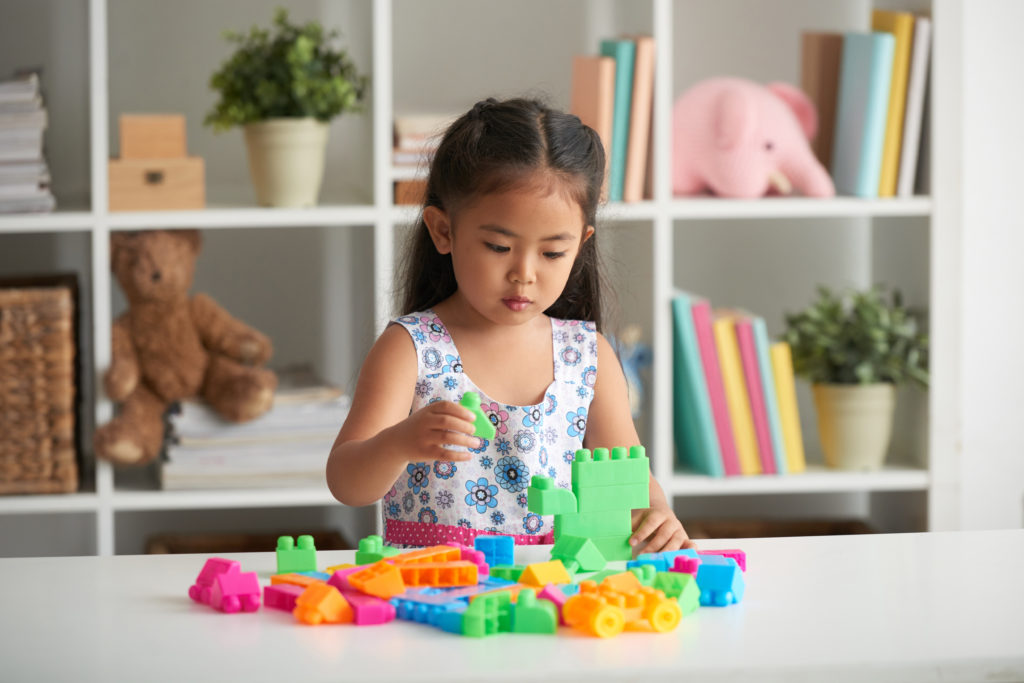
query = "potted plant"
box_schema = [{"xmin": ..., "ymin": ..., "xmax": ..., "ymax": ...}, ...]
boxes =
[
  {"xmin": 783, "ymin": 286, "xmax": 929, "ymax": 470},
  {"xmin": 205, "ymin": 8, "xmax": 368, "ymax": 207}
]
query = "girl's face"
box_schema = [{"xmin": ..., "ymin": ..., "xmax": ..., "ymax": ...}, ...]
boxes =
[{"xmin": 424, "ymin": 178, "xmax": 594, "ymax": 326}]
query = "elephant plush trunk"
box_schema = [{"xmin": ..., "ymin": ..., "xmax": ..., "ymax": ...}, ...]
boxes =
[{"xmin": 768, "ymin": 170, "xmax": 793, "ymax": 195}]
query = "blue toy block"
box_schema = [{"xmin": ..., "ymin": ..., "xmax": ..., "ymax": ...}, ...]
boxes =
[
  {"xmin": 296, "ymin": 570, "xmax": 331, "ymax": 581},
  {"xmin": 629, "ymin": 549, "xmax": 700, "ymax": 573},
  {"xmin": 434, "ymin": 608, "xmax": 468, "ymax": 634},
  {"xmin": 695, "ymin": 555, "xmax": 745, "ymax": 606},
  {"xmin": 474, "ymin": 535, "xmax": 515, "ymax": 567}
]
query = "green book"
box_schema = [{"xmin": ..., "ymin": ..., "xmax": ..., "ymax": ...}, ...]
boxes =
[{"xmin": 599, "ymin": 38, "xmax": 635, "ymax": 203}]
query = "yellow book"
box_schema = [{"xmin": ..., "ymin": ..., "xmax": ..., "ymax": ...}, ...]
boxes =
[
  {"xmin": 871, "ymin": 9, "xmax": 916, "ymax": 197},
  {"xmin": 712, "ymin": 313, "xmax": 761, "ymax": 475},
  {"xmin": 769, "ymin": 341, "xmax": 806, "ymax": 474}
]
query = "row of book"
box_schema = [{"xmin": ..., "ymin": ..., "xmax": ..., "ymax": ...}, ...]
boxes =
[
  {"xmin": 391, "ymin": 113, "xmax": 452, "ymax": 205},
  {"xmin": 672, "ymin": 291, "xmax": 806, "ymax": 477},
  {"xmin": 570, "ymin": 34, "xmax": 655, "ymax": 203},
  {"xmin": 803, "ymin": 10, "xmax": 932, "ymax": 198},
  {"xmin": 0, "ymin": 71, "xmax": 55, "ymax": 213},
  {"xmin": 159, "ymin": 365, "xmax": 348, "ymax": 490}
]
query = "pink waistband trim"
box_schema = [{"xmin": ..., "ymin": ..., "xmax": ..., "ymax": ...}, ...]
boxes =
[{"xmin": 385, "ymin": 518, "xmax": 554, "ymax": 547}]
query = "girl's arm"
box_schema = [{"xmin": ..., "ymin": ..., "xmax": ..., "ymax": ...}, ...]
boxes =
[
  {"xmin": 326, "ymin": 325, "xmax": 479, "ymax": 507},
  {"xmin": 584, "ymin": 332, "xmax": 695, "ymax": 552}
]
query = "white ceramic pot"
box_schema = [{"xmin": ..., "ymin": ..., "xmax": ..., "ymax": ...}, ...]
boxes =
[
  {"xmin": 243, "ymin": 118, "xmax": 329, "ymax": 207},
  {"xmin": 812, "ymin": 383, "xmax": 896, "ymax": 471}
]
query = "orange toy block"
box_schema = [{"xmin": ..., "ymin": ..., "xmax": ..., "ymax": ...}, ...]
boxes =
[
  {"xmin": 293, "ymin": 583, "xmax": 353, "ymax": 625},
  {"xmin": 563, "ymin": 578, "xmax": 682, "ymax": 637},
  {"xmin": 519, "ymin": 560, "xmax": 572, "ymax": 588},
  {"xmin": 271, "ymin": 573, "xmax": 324, "ymax": 588},
  {"xmin": 348, "ymin": 561, "xmax": 406, "ymax": 599},
  {"xmin": 397, "ymin": 561, "xmax": 478, "ymax": 587},
  {"xmin": 389, "ymin": 545, "xmax": 462, "ymax": 565}
]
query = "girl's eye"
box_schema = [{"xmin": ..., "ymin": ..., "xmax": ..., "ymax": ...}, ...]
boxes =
[
  {"xmin": 485, "ymin": 242, "xmax": 510, "ymax": 254},
  {"xmin": 544, "ymin": 251, "xmax": 566, "ymax": 260}
]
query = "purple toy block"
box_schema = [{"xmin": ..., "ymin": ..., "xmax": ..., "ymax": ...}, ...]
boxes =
[
  {"xmin": 210, "ymin": 563, "xmax": 261, "ymax": 613},
  {"xmin": 671, "ymin": 555, "xmax": 702, "ymax": 576},
  {"xmin": 341, "ymin": 591, "xmax": 397, "ymax": 625},
  {"xmin": 264, "ymin": 583, "xmax": 305, "ymax": 612},
  {"xmin": 189, "ymin": 557, "xmax": 238, "ymax": 605},
  {"xmin": 698, "ymin": 549, "xmax": 747, "ymax": 572},
  {"xmin": 537, "ymin": 584, "xmax": 570, "ymax": 625}
]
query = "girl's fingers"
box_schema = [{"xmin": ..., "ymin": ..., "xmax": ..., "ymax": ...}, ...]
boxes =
[
  {"xmin": 434, "ymin": 414, "xmax": 477, "ymax": 434},
  {"xmin": 644, "ymin": 521, "xmax": 678, "ymax": 553},
  {"xmin": 629, "ymin": 510, "xmax": 662, "ymax": 548}
]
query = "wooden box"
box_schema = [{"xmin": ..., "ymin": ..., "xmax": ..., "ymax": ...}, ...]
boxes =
[
  {"xmin": 119, "ymin": 114, "xmax": 187, "ymax": 159},
  {"xmin": 108, "ymin": 157, "xmax": 205, "ymax": 211}
]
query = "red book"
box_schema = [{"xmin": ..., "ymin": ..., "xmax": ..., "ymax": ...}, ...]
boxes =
[
  {"xmin": 734, "ymin": 316, "xmax": 777, "ymax": 474},
  {"xmin": 691, "ymin": 299, "xmax": 741, "ymax": 476}
]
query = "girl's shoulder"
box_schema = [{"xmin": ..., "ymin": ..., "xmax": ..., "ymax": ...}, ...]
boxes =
[{"xmin": 549, "ymin": 315, "xmax": 599, "ymax": 333}]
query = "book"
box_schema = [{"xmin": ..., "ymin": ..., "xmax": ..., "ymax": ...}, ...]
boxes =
[
  {"xmin": 897, "ymin": 16, "xmax": 932, "ymax": 198},
  {"xmin": 599, "ymin": 38, "xmax": 636, "ymax": 202},
  {"xmin": 800, "ymin": 32, "xmax": 844, "ymax": 172},
  {"xmin": 712, "ymin": 312, "xmax": 761, "ymax": 475},
  {"xmin": 671, "ymin": 292, "xmax": 724, "ymax": 477},
  {"xmin": 734, "ymin": 316, "xmax": 777, "ymax": 475},
  {"xmin": 691, "ymin": 297, "xmax": 741, "ymax": 476},
  {"xmin": 769, "ymin": 342, "xmax": 807, "ymax": 473},
  {"xmin": 751, "ymin": 317, "xmax": 787, "ymax": 475},
  {"xmin": 831, "ymin": 32, "xmax": 895, "ymax": 197},
  {"xmin": 871, "ymin": 10, "xmax": 917, "ymax": 197},
  {"xmin": 570, "ymin": 55, "xmax": 616, "ymax": 199},
  {"xmin": 623, "ymin": 35, "xmax": 655, "ymax": 203}
]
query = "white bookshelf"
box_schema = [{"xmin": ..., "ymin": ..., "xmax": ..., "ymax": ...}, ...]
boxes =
[{"xmin": 0, "ymin": 0, "xmax": 961, "ymax": 556}]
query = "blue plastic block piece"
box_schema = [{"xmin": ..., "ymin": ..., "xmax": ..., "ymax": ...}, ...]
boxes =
[
  {"xmin": 629, "ymin": 549, "xmax": 700, "ymax": 573},
  {"xmin": 391, "ymin": 596, "xmax": 465, "ymax": 624},
  {"xmin": 434, "ymin": 607, "xmax": 468, "ymax": 634},
  {"xmin": 695, "ymin": 555, "xmax": 745, "ymax": 606},
  {"xmin": 296, "ymin": 570, "xmax": 331, "ymax": 581},
  {"xmin": 527, "ymin": 476, "xmax": 577, "ymax": 516},
  {"xmin": 276, "ymin": 535, "xmax": 317, "ymax": 574},
  {"xmin": 474, "ymin": 535, "xmax": 514, "ymax": 567}
]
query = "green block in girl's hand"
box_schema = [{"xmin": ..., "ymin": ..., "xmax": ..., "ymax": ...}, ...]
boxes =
[{"xmin": 460, "ymin": 391, "xmax": 496, "ymax": 440}]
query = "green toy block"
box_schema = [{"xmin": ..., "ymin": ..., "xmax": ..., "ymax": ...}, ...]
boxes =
[
  {"xmin": 629, "ymin": 564, "xmax": 657, "ymax": 586},
  {"xmin": 555, "ymin": 509, "xmax": 632, "ymax": 540},
  {"xmin": 355, "ymin": 534, "xmax": 400, "ymax": 565},
  {"xmin": 460, "ymin": 391, "xmax": 496, "ymax": 440},
  {"xmin": 489, "ymin": 565, "xmax": 525, "ymax": 582},
  {"xmin": 276, "ymin": 534, "xmax": 317, "ymax": 574},
  {"xmin": 587, "ymin": 534, "xmax": 633, "ymax": 562},
  {"xmin": 511, "ymin": 589, "xmax": 558, "ymax": 634},
  {"xmin": 653, "ymin": 572, "xmax": 701, "ymax": 615},
  {"xmin": 574, "ymin": 481, "xmax": 650, "ymax": 513},
  {"xmin": 571, "ymin": 446, "xmax": 650, "ymax": 488},
  {"xmin": 462, "ymin": 591, "xmax": 512, "ymax": 637},
  {"xmin": 551, "ymin": 535, "xmax": 606, "ymax": 573},
  {"xmin": 583, "ymin": 568, "xmax": 627, "ymax": 584},
  {"xmin": 527, "ymin": 476, "xmax": 577, "ymax": 516}
]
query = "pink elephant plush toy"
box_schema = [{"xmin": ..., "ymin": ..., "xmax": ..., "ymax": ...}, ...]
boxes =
[{"xmin": 672, "ymin": 77, "xmax": 835, "ymax": 198}]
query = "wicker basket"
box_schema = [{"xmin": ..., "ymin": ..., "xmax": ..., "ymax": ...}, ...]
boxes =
[{"xmin": 0, "ymin": 281, "xmax": 78, "ymax": 494}]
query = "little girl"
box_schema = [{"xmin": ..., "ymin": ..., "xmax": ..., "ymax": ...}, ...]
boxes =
[{"xmin": 327, "ymin": 97, "xmax": 692, "ymax": 553}]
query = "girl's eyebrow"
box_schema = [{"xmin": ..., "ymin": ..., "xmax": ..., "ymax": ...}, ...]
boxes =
[{"xmin": 479, "ymin": 224, "xmax": 574, "ymax": 242}]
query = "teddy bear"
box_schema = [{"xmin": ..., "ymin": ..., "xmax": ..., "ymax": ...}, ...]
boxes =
[{"xmin": 93, "ymin": 229, "xmax": 277, "ymax": 466}]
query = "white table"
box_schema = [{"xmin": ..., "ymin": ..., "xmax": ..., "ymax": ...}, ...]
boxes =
[{"xmin": 1, "ymin": 530, "xmax": 1022, "ymax": 682}]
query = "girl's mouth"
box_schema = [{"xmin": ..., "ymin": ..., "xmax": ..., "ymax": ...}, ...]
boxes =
[{"xmin": 503, "ymin": 296, "xmax": 532, "ymax": 311}]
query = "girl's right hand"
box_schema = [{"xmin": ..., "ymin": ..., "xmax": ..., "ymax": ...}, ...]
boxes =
[{"xmin": 390, "ymin": 401, "xmax": 481, "ymax": 462}]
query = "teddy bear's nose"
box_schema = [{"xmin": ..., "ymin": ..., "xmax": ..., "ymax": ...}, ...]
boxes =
[{"xmin": 151, "ymin": 270, "xmax": 162, "ymax": 282}]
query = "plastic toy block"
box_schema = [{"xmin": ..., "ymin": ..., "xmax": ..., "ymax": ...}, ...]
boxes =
[
  {"xmin": 189, "ymin": 557, "xmax": 237, "ymax": 606},
  {"xmin": 555, "ymin": 509, "xmax": 633, "ymax": 539},
  {"xmin": 392, "ymin": 595, "xmax": 465, "ymax": 625},
  {"xmin": 565, "ymin": 577, "xmax": 681, "ymax": 636},
  {"xmin": 271, "ymin": 572, "xmax": 324, "ymax": 588},
  {"xmin": 469, "ymin": 584, "xmax": 527, "ymax": 604},
  {"xmin": 562, "ymin": 590, "xmax": 625, "ymax": 638},
  {"xmin": 573, "ymin": 481, "xmax": 650, "ymax": 513},
  {"xmin": 526, "ymin": 476, "xmax": 577, "ymax": 516},
  {"xmin": 394, "ymin": 579, "xmax": 509, "ymax": 606},
  {"xmin": 446, "ymin": 542, "xmax": 489, "ymax": 575},
  {"xmin": 434, "ymin": 607, "xmax": 469, "ymax": 635},
  {"xmin": 695, "ymin": 555, "xmax": 745, "ymax": 606},
  {"xmin": 396, "ymin": 561, "xmax": 479, "ymax": 588},
  {"xmin": 519, "ymin": 560, "xmax": 571, "ymax": 588},
  {"xmin": 538, "ymin": 584, "xmax": 576, "ymax": 625},
  {"xmin": 584, "ymin": 569, "xmax": 626, "ymax": 585},
  {"xmin": 671, "ymin": 555, "xmax": 702, "ymax": 576},
  {"xmin": 264, "ymin": 583, "xmax": 305, "ymax": 612},
  {"xmin": 571, "ymin": 446, "xmax": 650, "ymax": 488},
  {"xmin": 698, "ymin": 548, "xmax": 747, "ymax": 572},
  {"xmin": 462, "ymin": 590, "xmax": 513, "ymax": 637},
  {"xmin": 390, "ymin": 545, "xmax": 461, "ymax": 565},
  {"xmin": 600, "ymin": 571, "xmax": 643, "ymax": 594},
  {"xmin": 208, "ymin": 563, "xmax": 261, "ymax": 613},
  {"xmin": 347, "ymin": 561, "xmax": 406, "ymax": 599},
  {"xmin": 489, "ymin": 565, "xmax": 524, "ymax": 582},
  {"xmin": 473, "ymin": 535, "xmax": 514, "ymax": 567},
  {"xmin": 654, "ymin": 572, "xmax": 701, "ymax": 615},
  {"xmin": 325, "ymin": 563, "xmax": 356, "ymax": 573},
  {"xmin": 460, "ymin": 391, "xmax": 496, "ymax": 440},
  {"xmin": 326, "ymin": 566, "xmax": 362, "ymax": 593},
  {"xmin": 340, "ymin": 590, "xmax": 397, "ymax": 625},
  {"xmin": 296, "ymin": 571, "xmax": 331, "ymax": 581},
  {"xmin": 630, "ymin": 549, "xmax": 700, "ymax": 574},
  {"xmin": 355, "ymin": 534, "xmax": 401, "ymax": 565},
  {"xmin": 276, "ymin": 535, "xmax": 317, "ymax": 574},
  {"xmin": 550, "ymin": 535, "xmax": 606, "ymax": 573},
  {"xmin": 583, "ymin": 535, "xmax": 633, "ymax": 562},
  {"xmin": 293, "ymin": 583, "xmax": 353, "ymax": 625},
  {"xmin": 512, "ymin": 589, "xmax": 558, "ymax": 634},
  {"xmin": 628, "ymin": 564, "xmax": 657, "ymax": 586}
]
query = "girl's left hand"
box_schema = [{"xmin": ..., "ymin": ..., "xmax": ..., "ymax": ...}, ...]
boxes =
[{"xmin": 630, "ymin": 504, "xmax": 696, "ymax": 554}]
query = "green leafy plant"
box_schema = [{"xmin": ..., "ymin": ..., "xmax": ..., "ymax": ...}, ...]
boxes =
[
  {"xmin": 204, "ymin": 8, "xmax": 368, "ymax": 132},
  {"xmin": 783, "ymin": 286, "xmax": 929, "ymax": 387}
]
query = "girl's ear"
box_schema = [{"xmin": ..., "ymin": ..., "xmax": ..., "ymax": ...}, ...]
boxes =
[
  {"xmin": 581, "ymin": 225, "xmax": 595, "ymax": 245},
  {"xmin": 423, "ymin": 206, "xmax": 454, "ymax": 255}
]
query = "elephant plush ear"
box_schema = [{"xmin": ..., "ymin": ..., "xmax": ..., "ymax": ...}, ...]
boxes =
[
  {"xmin": 713, "ymin": 86, "xmax": 756, "ymax": 150},
  {"xmin": 768, "ymin": 82, "xmax": 818, "ymax": 141}
]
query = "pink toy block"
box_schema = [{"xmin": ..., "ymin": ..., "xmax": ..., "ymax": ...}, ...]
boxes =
[
  {"xmin": 209, "ymin": 563, "xmax": 261, "ymax": 613},
  {"xmin": 538, "ymin": 584, "xmax": 570, "ymax": 626},
  {"xmin": 264, "ymin": 583, "xmax": 305, "ymax": 612},
  {"xmin": 698, "ymin": 549, "xmax": 746, "ymax": 572},
  {"xmin": 445, "ymin": 542, "xmax": 490, "ymax": 576},
  {"xmin": 189, "ymin": 557, "xmax": 237, "ymax": 605},
  {"xmin": 672, "ymin": 555, "xmax": 702, "ymax": 576},
  {"xmin": 327, "ymin": 566, "xmax": 363, "ymax": 593},
  {"xmin": 341, "ymin": 591, "xmax": 397, "ymax": 625}
]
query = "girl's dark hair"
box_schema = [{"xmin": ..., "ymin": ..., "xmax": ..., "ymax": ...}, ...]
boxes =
[{"xmin": 397, "ymin": 96, "xmax": 608, "ymax": 330}]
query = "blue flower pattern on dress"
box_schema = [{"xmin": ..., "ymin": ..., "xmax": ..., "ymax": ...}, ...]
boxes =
[{"xmin": 385, "ymin": 312, "xmax": 597, "ymax": 540}]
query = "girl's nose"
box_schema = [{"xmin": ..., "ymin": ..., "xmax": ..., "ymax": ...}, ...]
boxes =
[{"xmin": 509, "ymin": 255, "xmax": 536, "ymax": 285}]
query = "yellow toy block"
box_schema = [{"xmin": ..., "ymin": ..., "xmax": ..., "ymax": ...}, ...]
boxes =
[
  {"xmin": 293, "ymin": 583, "xmax": 353, "ymax": 625},
  {"xmin": 325, "ymin": 563, "xmax": 356, "ymax": 573},
  {"xmin": 518, "ymin": 560, "xmax": 572, "ymax": 588}
]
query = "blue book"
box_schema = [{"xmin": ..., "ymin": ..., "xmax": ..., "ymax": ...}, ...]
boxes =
[
  {"xmin": 751, "ymin": 317, "xmax": 787, "ymax": 475},
  {"xmin": 831, "ymin": 32, "xmax": 895, "ymax": 197},
  {"xmin": 671, "ymin": 291, "xmax": 724, "ymax": 477},
  {"xmin": 599, "ymin": 38, "xmax": 636, "ymax": 203}
]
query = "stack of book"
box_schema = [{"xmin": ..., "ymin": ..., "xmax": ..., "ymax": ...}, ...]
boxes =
[
  {"xmin": 570, "ymin": 34, "xmax": 655, "ymax": 203},
  {"xmin": 159, "ymin": 366, "xmax": 349, "ymax": 491},
  {"xmin": 391, "ymin": 113, "xmax": 455, "ymax": 206},
  {"xmin": 672, "ymin": 291, "xmax": 806, "ymax": 477},
  {"xmin": 0, "ymin": 72, "xmax": 55, "ymax": 213},
  {"xmin": 802, "ymin": 10, "xmax": 932, "ymax": 198}
]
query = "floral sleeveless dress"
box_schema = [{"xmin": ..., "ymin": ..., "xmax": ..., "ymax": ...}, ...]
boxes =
[{"xmin": 382, "ymin": 310, "xmax": 598, "ymax": 548}]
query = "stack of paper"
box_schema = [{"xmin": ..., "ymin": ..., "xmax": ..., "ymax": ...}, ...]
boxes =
[{"xmin": 0, "ymin": 71, "xmax": 55, "ymax": 213}]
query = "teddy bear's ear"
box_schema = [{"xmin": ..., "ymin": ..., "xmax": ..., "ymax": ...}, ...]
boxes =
[
  {"xmin": 175, "ymin": 229, "xmax": 202, "ymax": 255},
  {"xmin": 767, "ymin": 82, "xmax": 818, "ymax": 141},
  {"xmin": 110, "ymin": 231, "xmax": 138, "ymax": 273}
]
